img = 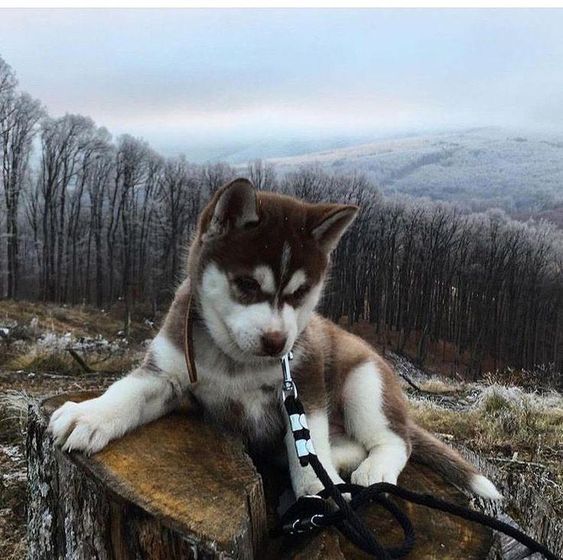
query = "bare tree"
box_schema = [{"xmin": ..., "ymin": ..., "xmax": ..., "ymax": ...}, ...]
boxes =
[
  {"xmin": 1, "ymin": 48, "xmax": 560, "ymax": 380},
  {"xmin": 247, "ymin": 159, "xmax": 275, "ymax": 190},
  {"xmin": 157, "ymin": 157, "xmax": 198, "ymax": 289},
  {"xmin": 1, "ymin": 78, "xmax": 42, "ymax": 298}
]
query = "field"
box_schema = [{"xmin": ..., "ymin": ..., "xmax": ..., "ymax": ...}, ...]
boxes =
[{"xmin": 1, "ymin": 301, "xmax": 562, "ymax": 559}]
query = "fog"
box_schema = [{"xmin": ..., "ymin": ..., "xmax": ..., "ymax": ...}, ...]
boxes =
[{"xmin": 1, "ymin": 8, "xmax": 562, "ymax": 160}]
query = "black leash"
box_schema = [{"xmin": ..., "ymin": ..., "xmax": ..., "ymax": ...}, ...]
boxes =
[{"xmin": 276, "ymin": 353, "xmax": 560, "ymax": 560}]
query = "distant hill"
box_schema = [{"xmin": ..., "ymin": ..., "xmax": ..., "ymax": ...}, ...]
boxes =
[
  {"xmin": 206, "ymin": 134, "xmax": 375, "ymax": 164},
  {"xmin": 265, "ymin": 128, "xmax": 563, "ymax": 215}
]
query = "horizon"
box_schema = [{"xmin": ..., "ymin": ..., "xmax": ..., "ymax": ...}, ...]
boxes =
[{"xmin": 1, "ymin": 9, "xmax": 563, "ymax": 161}]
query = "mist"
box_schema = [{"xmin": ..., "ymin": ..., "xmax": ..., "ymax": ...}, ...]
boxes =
[{"xmin": 1, "ymin": 8, "xmax": 562, "ymax": 160}]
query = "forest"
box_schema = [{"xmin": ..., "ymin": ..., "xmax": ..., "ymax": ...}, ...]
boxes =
[{"xmin": 1, "ymin": 56, "xmax": 561, "ymax": 377}]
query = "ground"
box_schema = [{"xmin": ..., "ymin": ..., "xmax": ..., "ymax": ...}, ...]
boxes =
[{"xmin": 0, "ymin": 300, "xmax": 561, "ymax": 559}]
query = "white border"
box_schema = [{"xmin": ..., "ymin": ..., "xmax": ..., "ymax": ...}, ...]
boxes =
[{"xmin": 0, "ymin": 1, "xmax": 562, "ymax": 8}]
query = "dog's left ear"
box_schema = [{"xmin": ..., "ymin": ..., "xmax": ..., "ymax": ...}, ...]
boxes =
[
  {"xmin": 203, "ymin": 178, "xmax": 259, "ymax": 238},
  {"xmin": 310, "ymin": 204, "xmax": 358, "ymax": 252}
]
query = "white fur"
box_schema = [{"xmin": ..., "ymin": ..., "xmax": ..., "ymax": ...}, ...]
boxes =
[
  {"xmin": 48, "ymin": 371, "xmax": 176, "ymax": 454},
  {"xmin": 190, "ymin": 324, "xmax": 300, "ymax": 442},
  {"xmin": 286, "ymin": 409, "xmax": 344, "ymax": 497},
  {"xmin": 330, "ymin": 434, "xmax": 368, "ymax": 475},
  {"xmin": 253, "ymin": 265, "xmax": 276, "ymax": 294},
  {"xmin": 150, "ymin": 333, "xmax": 190, "ymax": 393},
  {"xmin": 282, "ymin": 269, "xmax": 306, "ymax": 295},
  {"xmin": 343, "ymin": 361, "xmax": 409, "ymax": 486},
  {"xmin": 471, "ymin": 474, "xmax": 503, "ymax": 500},
  {"xmin": 200, "ymin": 262, "xmax": 320, "ymax": 361},
  {"xmin": 281, "ymin": 242, "xmax": 292, "ymax": 278},
  {"xmin": 295, "ymin": 283, "xmax": 323, "ymax": 333},
  {"xmin": 195, "ymin": 359, "xmax": 281, "ymax": 441}
]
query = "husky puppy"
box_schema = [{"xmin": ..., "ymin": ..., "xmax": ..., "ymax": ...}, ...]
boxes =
[{"xmin": 49, "ymin": 178, "xmax": 501, "ymax": 500}]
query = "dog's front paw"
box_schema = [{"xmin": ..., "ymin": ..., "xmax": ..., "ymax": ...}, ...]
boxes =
[
  {"xmin": 293, "ymin": 468, "xmax": 346, "ymax": 498},
  {"xmin": 351, "ymin": 455, "xmax": 402, "ymax": 487},
  {"xmin": 48, "ymin": 399, "xmax": 116, "ymax": 455}
]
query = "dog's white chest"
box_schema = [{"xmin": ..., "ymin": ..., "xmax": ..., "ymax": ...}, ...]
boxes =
[{"xmin": 190, "ymin": 361, "xmax": 284, "ymax": 442}]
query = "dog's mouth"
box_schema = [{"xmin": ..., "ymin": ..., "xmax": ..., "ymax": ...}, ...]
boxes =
[
  {"xmin": 219, "ymin": 322, "xmax": 276, "ymax": 362},
  {"xmin": 232, "ymin": 336, "xmax": 289, "ymax": 363}
]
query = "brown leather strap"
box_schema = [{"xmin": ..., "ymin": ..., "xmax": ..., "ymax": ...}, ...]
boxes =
[{"xmin": 183, "ymin": 292, "xmax": 198, "ymax": 384}]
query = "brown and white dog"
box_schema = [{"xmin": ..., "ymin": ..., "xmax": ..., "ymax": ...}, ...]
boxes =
[{"xmin": 49, "ymin": 178, "xmax": 501, "ymax": 500}]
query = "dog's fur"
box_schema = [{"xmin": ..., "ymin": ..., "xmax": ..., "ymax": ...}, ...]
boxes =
[{"xmin": 49, "ymin": 179, "xmax": 501, "ymax": 500}]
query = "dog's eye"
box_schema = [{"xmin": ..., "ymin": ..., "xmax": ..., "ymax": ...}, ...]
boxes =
[
  {"xmin": 291, "ymin": 284, "xmax": 310, "ymax": 300},
  {"xmin": 234, "ymin": 276, "xmax": 261, "ymax": 296}
]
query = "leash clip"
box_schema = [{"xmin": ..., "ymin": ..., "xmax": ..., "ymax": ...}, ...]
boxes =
[
  {"xmin": 280, "ymin": 351, "xmax": 297, "ymax": 400},
  {"xmin": 281, "ymin": 351, "xmax": 316, "ymax": 466}
]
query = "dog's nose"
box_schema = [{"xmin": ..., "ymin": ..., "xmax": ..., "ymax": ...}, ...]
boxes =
[{"xmin": 261, "ymin": 331, "xmax": 287, "ymax": 356}]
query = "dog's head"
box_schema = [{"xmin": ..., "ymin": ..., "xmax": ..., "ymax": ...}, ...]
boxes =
[{"xmin": 189, "ymin": 178, "xmax": 357, "ymax": 363}]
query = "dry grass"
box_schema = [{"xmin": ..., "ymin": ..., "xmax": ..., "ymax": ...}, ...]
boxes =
[
  {"xmin": 0, "ymin": 300, "xmax": 151, "ymax": 374},
  {"xmin": 0, "ymin": 391, "xmax": 30, "ymax": 444},
  {"xmin": 415, "ymin": 378, "xmax": 464, "ymax": 394},
  {"xmin": 412, "ymin": 386, "xmax": 563, "ymax": 456},
  {"xmin": 410, "ymin": 384, "xmax": 563, "ymax": 511},
  {"xmin": 7, "ymin": 349, "xmax": 77, "ymax": 375},
  {"xmin": 4, "ymin": 346, "xmax": 141, "ymax": 376},
  {"xmin": 0, "ymin": 299, "xmax": 155, "ymax": 342}
]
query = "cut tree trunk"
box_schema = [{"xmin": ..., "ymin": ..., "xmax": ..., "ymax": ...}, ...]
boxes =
[{"xmin": 27, "ymin": 392, "xmax": 495, "ymax": 560}]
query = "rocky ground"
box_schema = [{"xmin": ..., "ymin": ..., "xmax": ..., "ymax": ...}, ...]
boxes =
[{"xmin": 1, "ymin": 301, "xmax": 561, "ymax": 559}]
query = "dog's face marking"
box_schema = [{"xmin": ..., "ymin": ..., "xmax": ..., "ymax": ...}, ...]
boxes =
[
  {"xmin": 252, "ymin": 265, "xmax": 275, "ymax": 295},
  {"xmin": 282, "ymin": 269, "xmax": 307, "ymax": 296},
  {"xmin": 195, "ymin": 179, "xmax": 357, "ymax": 362}
]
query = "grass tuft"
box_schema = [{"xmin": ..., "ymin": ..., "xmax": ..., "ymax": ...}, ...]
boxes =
[
  {"xmin": 0, "ymin": 391, "xmax": 32, "ymax": 445},
  {"xmin": 8, "ymin": 350, "xmax": 76, "ymax": 375}
]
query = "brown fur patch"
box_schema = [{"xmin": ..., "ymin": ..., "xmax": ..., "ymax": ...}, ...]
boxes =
[
  {"xmin": 291, "ymin": 314, "xmax": 411, "ymax": 445},
  {"xmin": 201, "ymin": 192, "xmax": 328, "ymax": 290},
  {"xmin": 188, "ymin": 182, "xmax": 356, "ymax": 304}
]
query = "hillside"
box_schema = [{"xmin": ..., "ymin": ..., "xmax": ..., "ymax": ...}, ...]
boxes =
[{"xmin": 267, "ymin": 128, "xmax": 563, "ymax": 215}]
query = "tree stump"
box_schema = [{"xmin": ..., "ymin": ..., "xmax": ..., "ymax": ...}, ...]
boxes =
[{"xmin": 27, "ymin": 392, "xmax": 494, "ymax": 559}]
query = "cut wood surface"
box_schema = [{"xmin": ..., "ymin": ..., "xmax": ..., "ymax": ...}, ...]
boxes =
[{"xmin": 27, "ymin": 391, "xmax": 494, "ymax": 560}]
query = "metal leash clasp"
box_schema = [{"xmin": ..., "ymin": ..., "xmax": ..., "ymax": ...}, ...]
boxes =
[
  {"xmin": 280, "ymin": 351, "xmax": 297, "ymax": 400},
  {"xmin": 280, "ymin": 351, "xmax": 316, "ymax": 466}
]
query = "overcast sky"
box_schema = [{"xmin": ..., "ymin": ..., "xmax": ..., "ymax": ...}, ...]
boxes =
[{"xmin": 1, "ymin": 9, "xmax": 562, "ymax": 160}]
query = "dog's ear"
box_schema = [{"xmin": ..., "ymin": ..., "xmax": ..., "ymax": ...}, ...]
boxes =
[
  {"xmin": 310, "ymin": 204, "xmax": 358, "ymax": 252},
  {"xmin": 203, "ymin": 178, "xmax": 259, "ymax": 238}
]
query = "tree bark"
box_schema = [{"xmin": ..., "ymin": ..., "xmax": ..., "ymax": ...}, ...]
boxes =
[{"xmin": 27, "ymin": 393, "xmax": 267, "ymax": 560}]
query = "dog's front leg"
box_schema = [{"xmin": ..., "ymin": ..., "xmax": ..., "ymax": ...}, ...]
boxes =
[
  {"xmin": 49, "ymin": 333, "xmax": 186, "ymax": 454},
  {"xmin": 285, "ymin": 408, "xmax": 344, "ymax": 497},
  {"xmin": 48, "ymin": 370, "xmax": 177, "ymax": 454}
]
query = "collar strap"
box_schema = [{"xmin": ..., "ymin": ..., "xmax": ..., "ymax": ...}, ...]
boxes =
[{"xmin": 183, "ymin": 292, "xmax": 198, "ymax": 384}]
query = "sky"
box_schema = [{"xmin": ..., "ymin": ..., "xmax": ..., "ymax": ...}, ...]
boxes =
[{"xmin": 1, "ymin": 9, "xmax": 563, "ymax": 161}]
